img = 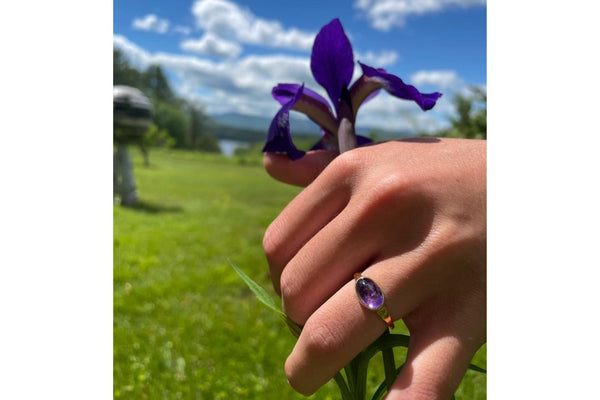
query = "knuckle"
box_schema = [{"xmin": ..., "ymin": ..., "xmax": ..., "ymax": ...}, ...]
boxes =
[
  {"xmin": 279, "ymin": 269, "xmax": 310, "ymax": 325},
  {"xmin": 327, "ymin": 148, "xmax": 362, "ymax": 177},
  {"xmin": 279, "ymin": 269, "xmax": 299, "ymax": 308},
  {"xmin": 369, "ymin": 174, "xmax": 406, "ymax": 202},
  {"xmin": 262, "ymin": 221, "xmax": 285, "ymax": 265},
  {"xmin": 354, "ymin": 173, "xmax": 411, "ymax": 222},
  {"xmin": 302, "ymin": 315, "xmax": 344, "ymax": 356}
]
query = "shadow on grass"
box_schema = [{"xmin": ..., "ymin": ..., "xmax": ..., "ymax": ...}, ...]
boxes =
[{"xmin": 121, "ymin": 199, "xmax": 184, "ymax": 214}]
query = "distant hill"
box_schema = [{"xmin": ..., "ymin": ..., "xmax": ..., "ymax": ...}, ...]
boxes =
[
  {"xmin": 210, "ymin": 112, "xmax": 321, "ymax": 136},
  {"xmin": 207, "ymin": 112, "xmax": 413, "ymax": 143}
]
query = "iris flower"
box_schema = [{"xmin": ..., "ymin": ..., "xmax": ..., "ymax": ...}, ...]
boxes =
[{"xmin": 263, "ymin": 18, "xmax": 442, "ymax": 160}]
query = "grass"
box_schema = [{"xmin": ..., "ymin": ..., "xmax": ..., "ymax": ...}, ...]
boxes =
[{"xmin": 114, "ymin": 148, "xmax": 486, "ymax": 399}]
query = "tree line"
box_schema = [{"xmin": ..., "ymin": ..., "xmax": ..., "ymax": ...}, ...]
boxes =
[
  {"xmin": 115, "ymin": 47, "xmax": 486, "ymax": 161},
  {"xmin": 114, "ymin": 49, "xmax": 220, "ymax": 154}
]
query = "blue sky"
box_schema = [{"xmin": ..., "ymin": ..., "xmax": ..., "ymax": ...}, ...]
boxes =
[{"xmin": 114, "ymin": 0, "xmax": 486, "ymax": 132}]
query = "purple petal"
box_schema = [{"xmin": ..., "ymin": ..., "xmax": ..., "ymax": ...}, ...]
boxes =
[
  {"xmin": 356, "ymin": 135, "xmax": 374, "ymax": 146},
  {"xmin": 362, "ymin": 88, "xmax": 381, "ymax": 105},
  {"xmin": 349, "ymin": 74, "xmax": 382, "ymax": 116},
  {"xmin": 357, "ymin": 62, "xmax": 442, "ymax": 111},
  {"xmin": 311, "ymin": 18, "xmax": 354, "ymax": 108},
  {"xmin": 263, "ymin": 86, "xmax": 306, "ymax": 160},
  {"xmin": 310, "ymin": 130, "xmax": 338, "ymax": 151},
  {"xmin": 272, "ymin": 83, "xmax": 330, "ymax": 107},
  {"xmin": 272, "ymin": 83, "xmax": 338, "ymax": 135}
]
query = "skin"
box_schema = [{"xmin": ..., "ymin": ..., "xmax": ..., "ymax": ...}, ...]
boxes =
[{"xmin": 262, "ymin": 138, "xmax": 486, "ymax": 400}]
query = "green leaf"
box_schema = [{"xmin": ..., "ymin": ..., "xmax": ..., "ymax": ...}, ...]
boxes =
[
  {"xmin": 371, "ymin": 364, "xmax": 403, "ymax": 400},
  {"xmin": 228, "ymin": 259, "xmax": 282, "ymax": 315},
  {"xmin": 371, "ymin": 378, "xmax": 387, "ymax": 400},
  {"xmin": 334, "ymin": 371, "xmax": 354, "ymax": 400},
  {"xmin": 280, "ymin": 314, "xmax": 303, "ymax": 338},
  {"xmin": 380, "ymin": 330, "xmax": 396, "ymax": 391},
  {"xmin": 467, "ymin": 363, "xmax": 487, "ymax": 374},
  {"xmin": 363, "ymin": 333, "xmax": 410, "ymax": 362},
  {"xmin": 342, "ymin": 352, "xmax": 370, "ymax": 400},
  {"xmin": 228, "ymin": 260, "xmax": 304, "ymax": 338},
  {"xmin": 344, "ymin": 359, "xmax": 358, "ymax": 396}
]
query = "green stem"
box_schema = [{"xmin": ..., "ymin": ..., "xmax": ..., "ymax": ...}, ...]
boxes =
[
  {"xmin": 468, "ymin": 363, "xmax": 487, "ymax": 374},
  {"xmin": 381, "ymin": 330, "xmax": 396, "ymax": 391},
  {"xmin": 347, "ymin": 353, "xmax": 369, "ymax": 400},
  {"xmin": 334, "ymin": 371, "xmax": 354, "ymax": 400},
  {"xmin": 344, "ymin": 363, "xmax": 357, "ymax": 395},
  {"xmin": 363, "ymin": 333, "xmax": 409, "ymax": 362},
  {"xmin": 371, "ymin": 364, "xmax": 404, "ymax": 400}
]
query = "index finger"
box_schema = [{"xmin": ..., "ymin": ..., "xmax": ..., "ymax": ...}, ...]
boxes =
[
  {"xmin": 263, "ymin": 163, "xmax": 351, "ymax": 294},
  {"xmin": 263, "ymin": 149, "xmax": 338, "ymax": 187}
]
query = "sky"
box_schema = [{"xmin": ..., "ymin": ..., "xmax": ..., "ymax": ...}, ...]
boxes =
[{"xmin": 114, "ymin": 0, "xmax": 486, "ymax": 133}]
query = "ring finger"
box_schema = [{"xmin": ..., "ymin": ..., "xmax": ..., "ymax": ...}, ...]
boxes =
[{"xmin": 284, "ymin": 253, "xmax": 432, "ymax": 396}]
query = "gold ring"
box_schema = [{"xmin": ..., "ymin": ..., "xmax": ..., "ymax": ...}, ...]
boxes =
[{"xmin": 354, "ymin": 272, "xmax": 394, "ymax": 329}]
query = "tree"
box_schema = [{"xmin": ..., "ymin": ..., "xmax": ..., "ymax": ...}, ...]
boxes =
[
  {"xmin": 183, "ymin": 101, "xmax": 220, "ymax": 153},
  {"xmin": 152, "ymin": 100, "xmax": 190, "ymax": 149},
  {"xmin": 114, "ymin": 46, "xmax": 220, "ymax": 152},
  {"xmin": 113, "ymin": 49, "xmax": 142, "ymax": 87},
  {"xmin": 142, "ymin": 65, "xmax": 175, "ymax": 103},
  {"xmin": 138, "ymin": 124, "xmax": 176, "ymax": 166},
  {"xmin": 441, "ymin": 87, "xmax": 487, "ymax": 139}
]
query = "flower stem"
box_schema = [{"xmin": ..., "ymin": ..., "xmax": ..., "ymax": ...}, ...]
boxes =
[
  {"xmin": 338, "ymin": 118, "xmax": 357, "ymax": 153},
  {"xmin": 381, "ymin": 330, "xmax": 396, "ymax": 391},
  {"xmin": 338, "ymin": 85, "xmax": 357, "ymax": 154},
  {"xmin": 334, "ymin": 371, "xmax": 354, "ymax": 400}
]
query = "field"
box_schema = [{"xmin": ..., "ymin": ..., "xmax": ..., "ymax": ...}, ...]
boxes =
[{"xmin": 113, "ymin": 148, "xmax": 486, "ymax": 399}]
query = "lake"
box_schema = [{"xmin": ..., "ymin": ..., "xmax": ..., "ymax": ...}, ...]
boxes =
[{"xmin": 218, "ymin": 139, "xmax": 250, "ymax": 156}]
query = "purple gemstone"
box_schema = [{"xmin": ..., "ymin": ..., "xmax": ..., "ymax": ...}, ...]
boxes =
[{"xmin": 355, "ymin": 277, "xmax": 384, "ymax": 309}]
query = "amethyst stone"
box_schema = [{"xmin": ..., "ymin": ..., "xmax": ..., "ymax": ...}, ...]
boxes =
[{"xmin": 355, "ymin": 276, "xmax": 384, "ymax": 310}]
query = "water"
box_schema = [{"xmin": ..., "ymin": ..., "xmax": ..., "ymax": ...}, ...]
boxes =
[{"xmin": 218, "ymin": 139, "xmax": 250, "ymax": 156}]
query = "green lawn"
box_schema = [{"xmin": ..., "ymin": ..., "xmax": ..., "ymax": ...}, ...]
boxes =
[{"xmin": 114, "ymin": 148, "xmax": 486, "ymax": 399}]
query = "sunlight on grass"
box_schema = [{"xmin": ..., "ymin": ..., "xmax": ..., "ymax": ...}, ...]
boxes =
[{"xmin": 114, "ymin": 148, "xmax": 485, "ymax": 399}]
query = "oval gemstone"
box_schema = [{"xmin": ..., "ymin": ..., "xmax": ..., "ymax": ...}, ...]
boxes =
[{"xmin": 355, "ymin": 277, "xmax": 384, "ymax": 309}]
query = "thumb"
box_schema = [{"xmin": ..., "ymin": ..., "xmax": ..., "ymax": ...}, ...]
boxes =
[{"xmin": 263, "ymin": 150, "xmax": 338, "ymax": 187}]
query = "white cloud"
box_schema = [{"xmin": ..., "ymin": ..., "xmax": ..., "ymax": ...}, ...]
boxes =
[
  {"xmin": 356, "ymin": 92, "xmax": 451, "ymax": 133},
  {"xmin": 114, "ymin": 35, "xmax": 474, "ymax": 133},
  {"xmin": 132, "ymin": 14, "xmax": 170, "ymax": 34},
  {"xmin": 173, "ymin": 25, "xmax": 192, "ymax": 36},
  {"xmin": 355, "ymin": 0, "xmax": 486, "ymax": 31},
  {"xmin": 114, "ymin": 35, "xmax": 316, "ymax": 116},
  {"xmin": 355, "ymin": 50, "xmax": 399, "ymax": 67},
  {"xmin": 191, "ymin": 0, "xmax": 315, "ymax": 51},
  {"xmin": 410, "ymin": 70, "xmax": 461, "ymax": 88},
  {"xmin": 113, "ymin": 35, "xmax": 153, "ymax": 69},
  {"xmin": 181, "ymin": 33, "xmax": 242, "ymax": 58},
  {"xmin": 352, "ymin": 69, "xmax": 473, "ymax": 133}
]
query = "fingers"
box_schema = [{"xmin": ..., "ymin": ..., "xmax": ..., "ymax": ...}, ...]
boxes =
[
  {"xmin": 263, "ymin": 150, "xmax": 338, "ymax": 187},
  {"xmin": 284, "ymin": 257, "xmax": 483, "ymax": 398},
  {"xmin": 275, "ymin": 185, "xmax": 436, "ymax": 325},
  {"xmin": 264, "ymin": 155, "xmax": 355, "ymax": 294},
  {"xmin": 284, "ymin": 256, "xmax": 431, "ymax": 395},
  {"xmin": 279, "ymin": 202, "xmax": 379, "ymax": 325},
  {"xmin": 284, "ymin": 279, "xmax": 387, "ymax": 395},
  {"xmin": 263, "ymin": 182, "xmax": 349, "ymax": 294}
]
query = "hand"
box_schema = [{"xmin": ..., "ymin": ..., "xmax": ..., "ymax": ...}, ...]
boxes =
[{"xmin": 263, "ymin": 138, "xmax": 486, "ymax": 399}]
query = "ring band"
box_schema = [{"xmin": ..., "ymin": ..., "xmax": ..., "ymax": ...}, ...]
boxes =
[{"xmin": 354, "ymin": 272, "xmax": 394, "ymax": 329}]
